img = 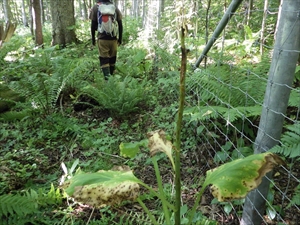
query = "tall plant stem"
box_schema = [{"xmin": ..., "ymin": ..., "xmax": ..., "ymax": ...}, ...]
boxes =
[
  {"xmin": 187, "ymin": 185, "xmax": 207, "ymax": 225},
  {"xmin": 152, "ymin": 157, "xmax": 171, "ymax": 225},
  {"xmin": 136, "ymin": 198, "xmax": 159, "ymax": 225},
  {"xmin": 174, "ymin": 25, "xmax": 187, "ymax": 225}
]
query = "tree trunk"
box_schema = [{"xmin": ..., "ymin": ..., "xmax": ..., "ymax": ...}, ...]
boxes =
[
  {"xmin": 192, "ymin": 0, "xmax": 199, "ymax": 38},
  {"xmin": 29, "ymin": 0, "xmax": 34, "ymax": 36},
  {"xmin": 132, "ymin": 0, "xmax": 138, "ymax": 18},
  {"xmin": 0, "ymin": 21, "xmax": 17, "ymax": 47},
  {"xmin": 246, "ymin": 0, "xmax": 253, "ymax": 25},
  {"xmin": 82, "ymin": 0, "xmax": 88, "ymax": 20},
  {"xmin": 50, "ymin": 0, "xmax": 77, "ymax": 47},
  {"xmin": 40, "ymin": 0, "xmax": 45, "ymax": 24},
  {"xmin": 157, "ymin": 0, "xmax": 162, "ymax": 29},
  {"xmin": 32, "ymin": 0, "xmax": 43, "ymax": 45},
  {"xmin": 142, "ymin": 0, "xmax": 145, "ymax": 28},
  {"xmin": 88, "ymin": 0, "xmax": 92, "ymax": 9},
  {"xmin": 3, "ymin": 0, "xmax": 13, "ymax": 23},
  {"xmin": 21, "ymin": 0, "xmax": 29, "ymax": 26},
  {"xmin": 260, "ymin": 0, "xmax": 268, "ymax": 55},
  {"xmin": 241, "ymin": 0, "xmax": 300, "ymax": 224},
  {"xmin": 161, "ymin": 0, "xmax": 165, "ymax": 14}
]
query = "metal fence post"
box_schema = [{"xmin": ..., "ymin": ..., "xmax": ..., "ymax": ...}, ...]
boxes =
[{"xmin": 241, "ymin": 0, "xmax": 300, "ymax": 224}]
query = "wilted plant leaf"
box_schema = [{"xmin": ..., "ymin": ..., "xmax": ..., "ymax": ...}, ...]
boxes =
[
  {"xmin": 203, "ymin": 152, "xmax": 285, "ymax": 202},
  {"xmin": 147, "ymin": 130, "xmax": 175, "ymax": 170},
  {"xmin": 62, "ymin": 169, "xmax": 140, "ymax": 208}
]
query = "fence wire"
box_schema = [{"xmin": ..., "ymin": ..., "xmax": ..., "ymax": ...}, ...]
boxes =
[
  {"xmin": 184, "ymin": 2, "xmax": 300, "ymax": 225},
  {"xmin": 142, "ymin": 0, "xmax": 299, "ymax": 224}
]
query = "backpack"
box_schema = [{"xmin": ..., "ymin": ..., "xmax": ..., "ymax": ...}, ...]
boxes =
[{"xmin": 97, "ymin": 2, "xmax": 119, "ymax": 38}]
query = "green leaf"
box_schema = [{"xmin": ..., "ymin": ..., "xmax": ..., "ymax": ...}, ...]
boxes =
[
  {"xmin": 203, "ymin": 152, "xmax": 285, "ymax": 202},
  {"xmin": 223, "ymin": 204, "xmax": 233, "ymax": 215},
  {"xmin": 70, "ymin": 159, "xmax": 79, "ymax": 174},
  {"xmin": 62, "ymin": 170, "xmax": 141, "ymax": 208},
  {"xmin": 119, "ymin": 140, "xmax": 147, "ymax": 158}
]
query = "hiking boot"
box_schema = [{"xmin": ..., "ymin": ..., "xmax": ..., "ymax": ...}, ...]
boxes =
[
  {"xmin": 109, "ymin": 65, "xmax": 115, "ymax": 75},
  {"xmin": 102, "ymin": 67, "xmax": 110, "ymax": 80}
]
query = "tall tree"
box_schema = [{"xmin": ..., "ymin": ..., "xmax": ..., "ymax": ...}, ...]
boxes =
[
  {"xmin": 81, "ymin": 0, "xmax": 88, "ymax": 20},
  {"xmin": 132, "ymin": 0, "xmax": 138, "ymax": 18},
  {"xmin": 260, "ymin": 0, "xmax": 268, "ymax": 55},
  {"xmin": 245, "ymin": 0, "xmax": 253, "ymax": 25},
  {"xmin": 31, "ymin": 0, "xmax": 43, "ymax": 45},
  {"xmin": 3, "ymin": 0, "xmax": 13, "ymax": 23},
  {"xmin": 21, "ymin": 0, "xmax": 29, "ymax": 26},
  {"xmin": 241, "ymin": 0, "xmax": 300, "ymax": 224},
  {"xmin": 50, "ymin": 0, "xmax": 77, "ymax": 46},
  {"xmin": 40, "ymin": 0, "xmax": 45, "ymax": 24}
]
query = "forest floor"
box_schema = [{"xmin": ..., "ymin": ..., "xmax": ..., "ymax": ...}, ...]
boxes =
[
  {"xmin": 59, "ymin": 147, "xmax": 299, "ymax": 224},
  {"xmin": 58, "ymin": 109, "xmax": 299, "ymax": 225}
]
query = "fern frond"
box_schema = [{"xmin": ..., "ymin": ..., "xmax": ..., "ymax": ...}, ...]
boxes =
[
  {"xmin": 0, "ymin": 193, "xmax": 38, "ymax": 217},
  {"xmin": 1, "ymin": 216, "xmax": 37, "ymax": 225},
  {"xmin": 184, "ymin": 105, "xmax": 262, "ymax": 123},
  {"xmin": 0, "ymin": 109, "xmax": 33, "ymax": 121},
  {"xmin": 0, "ymin": 185, "xmax": 62, "ymax": 220},
  {"xmin": 187, "ymin": 62, "xmax": 267, "ymax": 107},
  {"xmin": 7, "ymin": 55, "xmax": 93, "ymax": 115},
  {"xmin": 288, "ymin": 88, "xmax": 300, "ymax": 107},
  {"xmin": 79, "ymin": 76, "xmax": 149, "ymax": 117},
  {"xmin": 288, "ymin": 184, "xmax": 300, "ymax": 208},
  {"xmin": 270, "ymin": 123, "xmax": 300, "ymax": 158}
]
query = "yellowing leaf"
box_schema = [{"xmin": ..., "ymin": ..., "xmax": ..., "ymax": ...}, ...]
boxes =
[
  {"xmin": 204, "ymin": 152, "xmax": 285, "ymax": 202},
  {"xmin": 147, "ymin": 130, "xmax": 175, "ymax": 170},
  {"xmin": 62, "ymin": 170, "xmax": 140, "ymax": 208}
]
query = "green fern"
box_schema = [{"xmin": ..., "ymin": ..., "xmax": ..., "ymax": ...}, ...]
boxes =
[
  {"xmin": 184, "ymin": 105, "xmax": 262, "ymax": 123},
  {"xmin": 79, "ymin": 76, "xmax": 150, "ymax": 117},
  {"xmin": 270, "ymin": 123, "xmax": 300, "ymax": 158},
  {"xmin": 5, "ymin": 48, "xmax": 93, "ymax": 115},
  {"xmin": 0, "ymin": 109, "xmax": 33, "ymax": 121},
  {"xmin": 0, "ymin": 193, "xmax": 38, "ymax": 217},
  {"xmin": 187, "ymin": 58, "xmax": 269, "ymax": 107},
  {"xmin": 0, "ymin": 217, "xmax": 38, "ymax": 225},
  {"xmin": 289, "ymin": 88, "xmax": 300, "ymax": 107},
  {"xmin": 288, "ymin": 184, "xmax": 300, "ymax": 208},
  {"xmin": 0, "ymin": 185, "xmax": 62, "ymax": 220}
]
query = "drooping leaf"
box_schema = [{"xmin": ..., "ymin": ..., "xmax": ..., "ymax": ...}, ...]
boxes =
[
  {"xmin": 203, "ymin": 152, "xmax": 285, "ymax": 202},
  {"xmin": 147, "ymin": 130, "xmax": 175, "ymax": 170},
  {"xmin": 61, "ymin": 169, "xmax": 141, "ymax": 208}
]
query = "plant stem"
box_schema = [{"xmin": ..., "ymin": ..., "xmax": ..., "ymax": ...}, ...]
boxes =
[
  {"xmin": 136, "ymin": 197, "xmax": 159, "ymax": 225},
  {"xmin": 187, "ymin": 185, "xmax": 207, "ymax": 225},
  {"xmin": 152, "ymin": 157, "xmax": 172, "ymax": 225},
  {"xmin": 174, "ymin": 25, "xmax": 187, "ymax": 225},
  {"xmin": 138, "ymin": 181, "xmax": 175, "ymax": 211},
  {"xmin": 86, "ymin": 207, "xmax": 94, "ymax": 225}
]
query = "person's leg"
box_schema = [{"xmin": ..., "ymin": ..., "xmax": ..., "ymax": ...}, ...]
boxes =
[
  {"xmin": 97, "ymin": 39, "xmax": 110, "ymax": 79},
  {"xmin": 109, "ymin": 40, "xmax": 118, "ymax": 75}
]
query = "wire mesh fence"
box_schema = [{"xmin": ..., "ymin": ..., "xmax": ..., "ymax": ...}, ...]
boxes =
[
  {"xmin": 140, "ymin": 0, "xmax": 299, "ymax": 224},
  {"xmin": 183, "ymin": 1, "xmax": 300, "ymax": 225}
]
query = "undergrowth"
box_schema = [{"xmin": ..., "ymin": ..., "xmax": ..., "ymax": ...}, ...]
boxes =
[{"xmin": 0, "ymin": 12, "xmax": 299, "ymax": 225}]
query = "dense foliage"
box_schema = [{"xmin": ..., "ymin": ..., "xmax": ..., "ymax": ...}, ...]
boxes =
[{"xmin": 0, "ymin": 3, "xmax": 299, "ymax": 224}]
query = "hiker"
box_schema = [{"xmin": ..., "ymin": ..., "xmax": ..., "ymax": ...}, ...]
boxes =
[{"xmin": 90, "ymin": 0, "xmax": 123, "ymax": 79}]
